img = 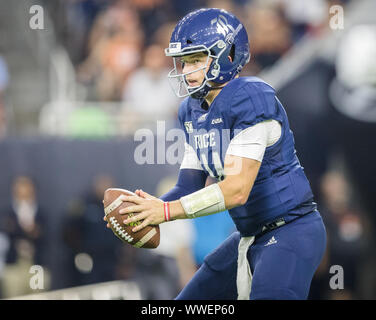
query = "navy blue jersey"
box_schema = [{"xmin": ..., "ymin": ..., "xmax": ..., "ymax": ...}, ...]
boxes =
[{"xmin": 178, "ymin": 76, "xmax": 317, "ymax": 237}]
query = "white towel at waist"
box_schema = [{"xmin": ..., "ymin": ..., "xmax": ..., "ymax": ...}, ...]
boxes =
[{"xmin": 237, "ymin": 236, "xmax": 255, "ymax": 300}]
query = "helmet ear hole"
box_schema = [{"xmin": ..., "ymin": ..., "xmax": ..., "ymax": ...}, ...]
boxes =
[
  {"xmin": 186, "ymin": 39, "xmax": 193, "ymax": 44},
  {"xmin": 229, "ymin": 44, "xmax": 235, "ymax": 62}
]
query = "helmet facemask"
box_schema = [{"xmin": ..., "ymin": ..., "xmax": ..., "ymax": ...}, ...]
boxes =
[{"xmin": 166, "ymin": 40, "xmax": 227, "ymax": 99}]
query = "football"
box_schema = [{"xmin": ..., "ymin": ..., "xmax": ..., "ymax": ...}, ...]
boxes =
[{"xmin": 103, "ymin": 188, "xmax": 160, "ymax": 249}]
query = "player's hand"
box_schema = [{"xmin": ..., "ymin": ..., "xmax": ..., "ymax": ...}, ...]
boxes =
[
  {"xmin": 102, "ymin": 199, "xmax": 111, "ymax": 228},
  {"xmin": 119, "ymin": 192, "xmax": 164, "ymax": 232},
  {"xmin": 103, "ymin": 215, "xmax": 110, "ymax": 228},
  {"xmin": 134, "ymin": 189, "xmax": 161, "ymax": 201}
]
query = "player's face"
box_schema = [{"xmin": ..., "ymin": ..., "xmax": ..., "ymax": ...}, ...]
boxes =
[{"xmin": 179, "ymin": 52, "xmax": 212, "ymax": 88}]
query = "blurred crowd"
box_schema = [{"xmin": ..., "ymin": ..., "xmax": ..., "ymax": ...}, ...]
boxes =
[
  {"xmin": 0, "ymin": 167, "xmax": 373, "ymax": 299},
  {"xmin": 37, "ymin": 0, "xmax": 349, "ymax": 130},
  {"xmin": 1, "ymin": 0, "xmax": 376, "ymax": 300},
  {"xmin": 0, "ymin": 0, "xmax": 351, "ymax": 136},
  {"xmin": 73, "ymin": 0, "xmax": 348, "ymax": 96}
]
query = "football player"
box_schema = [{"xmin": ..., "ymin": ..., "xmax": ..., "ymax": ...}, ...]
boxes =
[{"xmin": 107, "ymin": 8, "xmax": 327, "ymax": 300}]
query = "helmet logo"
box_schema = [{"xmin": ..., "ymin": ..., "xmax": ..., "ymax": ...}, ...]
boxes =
[
  {"xmin": 226, "ymin": 24, "xmax": 243, "ymax": 45},
  {"xmin": 211, "ymin": 15, "xmax": 234, "ymax": 38},
  {"xmin": 211, "ymin": 15, "xmax": 243, "ymax": 45}
]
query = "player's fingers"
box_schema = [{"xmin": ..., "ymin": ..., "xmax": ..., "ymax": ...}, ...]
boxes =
[
  {"xmin": 120, "ymin": 195, "xmax": 143, "ymax": 205},
  {"xmin": 123, "ymin": 211, "xmax": 148, "ymax": 225},
  {"xmin": 139, "ymin": 190, "xmax": 164, "ymax": 203},
  {"xmin": 131, "ymin": 218, "xmax": 151, "ymax": 232},
  {"xmin": 103, "ymin": 216, "xmax": 110, "ymax": 228},
  {"xmin": 135, "ymin": 189, "xmax": 149, "ymax": 199},
  {"xmin": 139, "ymin": 189, "xmax": 156, "ymax": 200},
  {"xmin": 119, "ymin": 205, "xmax": 144, "ymax": 215}
]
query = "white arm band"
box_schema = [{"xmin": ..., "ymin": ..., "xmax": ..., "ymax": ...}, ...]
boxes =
[
  {"xmin": 179, "ymin": 183, "xmax": 226, "ymax": 219},
  {"xmin": 226, "ymin": 120, "xmax": 281, "ymax": 162}
]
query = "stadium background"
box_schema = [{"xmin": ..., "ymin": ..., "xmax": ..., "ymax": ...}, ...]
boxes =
[{"xmin": 0, "ymin": 0, "xmax": 375, "ymax": 300}]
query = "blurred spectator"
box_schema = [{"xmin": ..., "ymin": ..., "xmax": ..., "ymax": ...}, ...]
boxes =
[
  {"xmin": 328, "ymin": 23, "xmax": 376, "ymax": 236},
  {"xmin": 207, "ymin": 0, "xmax": 240, "ymax": 15},
  {"xmin": 318, "ymin": 171, "xmax": 371, "ymax": 299},
  {"xmin": 128, "ymin": 0, "xmax": 176, "ymax": 44},
  {"xmin": 62, "ymin": 174, "xmax": 129, "ymax": 286},
  {"xmin": 77, "ymin": 2, "xmax": 144, "ymax": 101},
  {"xmin": 330, "ymin": 24, "xmax": 376, "ymax": 121},
  {"xmin": 0, "ymin": 176, "xmax": 46, "ymax": 266},
  {"xmin": 152, "ymin": 21, "xmax": 178, "ymax": 49},
  {"xmin": 0, "ymin": 55, "xmax": 9, "ymax": 139},
  {"xmin": 1, "ymin": 239, "xmax": 50, "ymax": 298},
  {"xmin": 243, "ymin": 3, "xmax": 292, "ymax": 73},
  {"xmin": 121, "ymin": 43, "xmax": 181, "ymax": 129},
  {"xmin": 69, "ymin": 0, "xmax": 109, "ymax": 65},
  {"xmin": 279, "ymin": 0, "xmax": 329, "ymax": 40},
  {"xmin": 45, "ymin": 0, "xmax": 109, "ymax": 66},
  {"xmin": 0, "ymin": 176, "xmax": 50, "ymax": 298}
]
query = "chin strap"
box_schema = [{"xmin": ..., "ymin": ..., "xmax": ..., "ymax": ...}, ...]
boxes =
[
  {"xmin": 190, "ymin": 83, "xmax": 226, "ymax": 99},
  {"xmin": 208, "ymin": 85, "xmax": 226, "ymax": 91}
]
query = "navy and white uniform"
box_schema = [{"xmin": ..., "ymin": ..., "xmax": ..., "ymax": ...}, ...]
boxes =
[{"xmin": 161, "ymin": 76, "xmax": 327, "ymax": 300}]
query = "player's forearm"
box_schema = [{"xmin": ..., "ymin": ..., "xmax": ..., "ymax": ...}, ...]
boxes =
[
  {"xmin": 218, "ymin": 176, "xmax": 252, "ymax": 209},
  {"xmin": 219, "ymin": 156, "xmax": 261, "ymax": 209},
  {"xmin": 168, "ymin": 177, "xmax": 253, "ymax": 220},
  {"xmin": 167, "ymin": 158, "xmax": 259, "ymax": 220},
  {"xmin": 166, "ymin": 183, "xmax": 226, "ymax": 220},
  {"xmin": 169, "ymin": 200, "xmax": 188, "ymax": 220}
]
